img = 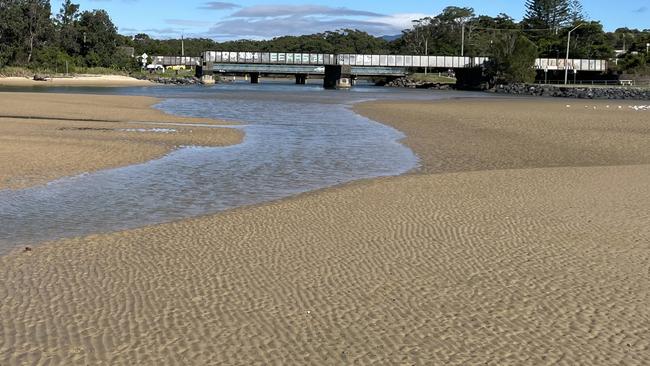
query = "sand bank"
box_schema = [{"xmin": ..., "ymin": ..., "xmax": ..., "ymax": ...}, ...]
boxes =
[
  {"xmin": 0, "ymin": 92, "xmax": 242, "ymax": 189},
  {"xmin": 0, "ymin": 75, "xmax": 152, "ymax": 87},
  {"xmin": 1, "ymin": 99, "xmax": 649, "ymax": 364},
  {"xmin": 355, "ymin": 99, "xmax": 650, "ymax": 173}
]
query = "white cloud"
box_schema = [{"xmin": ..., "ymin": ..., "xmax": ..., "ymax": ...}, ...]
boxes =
[
  {"xmin": 199, "ymin": 2, "xmax": 241, "ymax": 10},
  {"xmin": 206, "ymin": 4, "xmax": 428, "ymax": 39},
  {"xmin": 231, "ymin": 5, "xmax": 383, "ymax": 18}
]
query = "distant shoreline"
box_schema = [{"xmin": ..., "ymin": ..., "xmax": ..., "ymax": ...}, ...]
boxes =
[{"xmin": 0, "ymin": 75, "xmax": 153, "ymax": 87}]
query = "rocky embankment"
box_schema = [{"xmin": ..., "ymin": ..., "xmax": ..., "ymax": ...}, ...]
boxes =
[
  {"xmin": 493, "ymin": 84, "xmax": 650, "ymax": 100},
  {"xmin": 383, "ymin": 77, "xmax": 453, "ymax": 90},
  {"xmin": 134, "ymin": 75, "xmax": 203, "ymax": 85}
]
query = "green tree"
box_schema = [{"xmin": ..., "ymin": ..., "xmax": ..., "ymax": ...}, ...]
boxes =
[
  {"xmin": 567, "ymin": 21, "xmax": 613, "ymax": 59},
  {"xmin": 56, "ymin": 0, "xmax": 81, "ymax": 56},
  {"xmin": 464, "ymin": 14, "xmax": 519, "ymax": 56},
  {"xmin": 568, "ymin": 0, "xmax": 585, "ymax": 22},
  {"xmin": 24, "ymin": 0, "xmax": 53, "ymax": 64},
  {"xmin": 523, "ymin": 0, "xmax": 571, "ymax": 34},
  {"xmin": 77, "ymin": 9, "xmax": 118, "ymax": 67},
  {"xmin": 395, "ymin": 7, "xmax": 476, "ymax": 56},
  {"xmin": 487, "ymin": 33, "xmax": 538, "ymax": 84},
  {"xmin": 0, "ymin": 0, "xmax": 24, "ymax": 66},
  {"xmin": 323, "ymin": 29, "xmax": 389, "ymax": 54}
]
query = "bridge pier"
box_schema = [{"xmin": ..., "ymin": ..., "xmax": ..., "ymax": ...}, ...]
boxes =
[
  {"xmin": 201, "ymin": 75, "xmax": 216, "ymax": 85},
  {"xmin": 324, "ymin": 65, "xmax": 352, "ymax": 89},
  {"xmin": 295, "ymin": 74, "xmax": 307, "ymax": 85},
  {"xmin": 198, "ymin": 61, "xmax": 216, "ymax": 84},
  {"xmin": 250, "ymin": 72, "xmax": 260, "ymax": 84}
]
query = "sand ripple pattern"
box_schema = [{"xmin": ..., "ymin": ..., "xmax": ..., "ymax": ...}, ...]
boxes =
[{"xmin": 2, "ymin": 165, "xmax": 649, "ymax": 365}]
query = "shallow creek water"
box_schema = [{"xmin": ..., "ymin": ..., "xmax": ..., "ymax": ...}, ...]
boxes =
[{"xmin": 0, "ymin": 82, "xmax": 487, "ymax": 254}]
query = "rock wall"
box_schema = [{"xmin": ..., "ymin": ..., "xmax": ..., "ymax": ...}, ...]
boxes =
[
  {"xmin": 493, "ymin": 84, "xmax": 650, "ymax": 100},
  {"xmin": 134, "ymin": 75, "xmax": 204, "ymax": 85},
  {"xmin": 383, "ymin": 77, "xmax": 453, "ymax": 90}
]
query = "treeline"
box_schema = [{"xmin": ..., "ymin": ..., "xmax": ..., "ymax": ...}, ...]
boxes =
[
  {"xmin": 392, "ymin": 1, "xmax": 649, "ymax": 80},
  {"xmin": 127, "ymin": 30, "xmax": 390, "ymax": 56},
  {"xmin": 1, "ymin": 0, "xmax": 649, "ymax": 80},
  {"xmin": 0, "ymin": 0, "xmax": 136, "ymax": 71}
]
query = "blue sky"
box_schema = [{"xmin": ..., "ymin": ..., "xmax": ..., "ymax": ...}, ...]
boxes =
[{"xmin": 55, "ymin": 0, "xmax": 649, "ymax": 39}]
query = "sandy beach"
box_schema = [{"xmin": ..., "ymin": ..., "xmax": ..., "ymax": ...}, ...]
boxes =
[
  {"xmin": 0, "ymin": 92, "xmax": 242, "ymax": 189},
  {"xmin": 0, "ymin": 75, "xmax": 152, "ymax": 87},
  {"xmin": 1, "ymin": 97, "xmax": 649, "ymax": 364}
]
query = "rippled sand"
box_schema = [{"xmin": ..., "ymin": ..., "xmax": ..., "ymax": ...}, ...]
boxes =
[
  {"xmin": 0, "ymin": 93, "xmax": 242, "ymax": 189},
  {"xmin": 1, "ymin": 98, "xmax": 649, "ymax": 364},
  {"xmin": 355, "ymin": 99, "xmax": 650, "ymax": 174}
]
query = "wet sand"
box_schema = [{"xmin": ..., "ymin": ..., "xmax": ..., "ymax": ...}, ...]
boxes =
[
  {"xmin": 0, "ymin": 75, "xmax": 152, "ymax": 87},
  {"xmin": 1, "ymin": 98, "xmax": 649, "ymax": 364},
  {"xmin": 0, "ymin": 92, "xmax": 242, "ymax": 189}
]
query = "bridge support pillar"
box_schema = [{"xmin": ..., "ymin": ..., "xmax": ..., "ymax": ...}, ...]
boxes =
[
  {"xmin": 199, "ymin": 61, "xmax": 215, "ymax": 84},
  {"xmin": 324, "ymin": 65, "xmax": 352, "ymax": 89},
  {"xmin": 201, "ymin": 75, "xmax": 216, "ymax": 85},
  {"xmin": 295, "ymin": 74, "xmax": 307, "ymax": 85},
  {"xmin": 250, "ymin": 73, "xmax": 260, "ymax": 84}
]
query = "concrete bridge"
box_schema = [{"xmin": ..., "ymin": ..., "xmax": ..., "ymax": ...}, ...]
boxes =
[
  {"xmin": 198, "ymin": 51, "xmax": 492, "ymax": 88},
  {"xmin": 188, "ymin": 51, "xmax": 610, "ymax": 88}
]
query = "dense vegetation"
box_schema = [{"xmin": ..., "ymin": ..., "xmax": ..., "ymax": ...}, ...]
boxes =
[{"xmin": 1, "ymin": 0, "xmax": 648, "ymax": 82}]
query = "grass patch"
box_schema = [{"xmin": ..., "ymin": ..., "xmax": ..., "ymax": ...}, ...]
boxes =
[
  {"xmin": 0, "ymin": 66, "xmax": 34, "ymax": 77},
  {"xmin": 0, "ymin": 66, "xmax": 135, "ymax": 77},
  {"xmin": 410, "ymin": 73, "xmax": 456, "ymax": 84}
]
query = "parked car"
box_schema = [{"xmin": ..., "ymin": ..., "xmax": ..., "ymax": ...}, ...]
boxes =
[{"xmin": 146, "ymin": 64, "xmax": 164, "ymax": 71}]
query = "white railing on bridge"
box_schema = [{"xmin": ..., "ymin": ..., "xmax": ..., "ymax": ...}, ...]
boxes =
[
  {"xmin": 337, "ymin": 54, "xmax": 489, "ymax": 68},
  {"xmin": 202, "ymin": 51, "xmax": 488, "ymax": 68},
  {"xmin": 535, "ymin": 58, "xmax": 608, "ymax": 72},
  {"xmin": 200, "ymin": 51, "xmax": 609, "ymax": 72},
  {"xmin": 204, "ymin": 52, "xmax": 337, "ymax": 65},
  {"xmin": 151, "ymin": 56, "xmax": 200, "ymax": 66}
]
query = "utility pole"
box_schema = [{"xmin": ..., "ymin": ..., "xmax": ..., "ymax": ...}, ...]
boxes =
[
  {"xmin": 565, "ymin": 24, "xmax": 583, "ymax": 85},
  {"xmin": 181, "ymin": 33, "xmax": 185, "ymax": 57},
  {"xmin": 424, "ymin": 38, "xmax": 428, "ymax": 75},
  {"xmin": 461, "ymin": 23, "xmax": 465, "ymax": 57}
]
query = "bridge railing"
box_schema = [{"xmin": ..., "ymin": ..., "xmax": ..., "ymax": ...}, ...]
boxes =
[
  {"xmin": 336, "ymin": 54, "xmax": 489, "ymax": 68},
  {"xmin": 200, "ymin": 51, "xmax": 609, "ymax": 72},
  {"xmin": 203, "ymin": 51, "xmax": 337, "ymax": 65},
  {"xmin": 151, "ymin": 56, "xmax": 200, "ymax": 66},
  {"xmin": 535, "ymin": 58, "xmax": 608, "ymax": 72},
  {"xmin": 202, "ymin": 51, "xmax": 489, "ymax": 68}
]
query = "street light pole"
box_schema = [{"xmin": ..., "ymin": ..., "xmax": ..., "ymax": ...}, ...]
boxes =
[{"xmin": 565, "ymin": 24, "xmax": 583, "ymax": 85}]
